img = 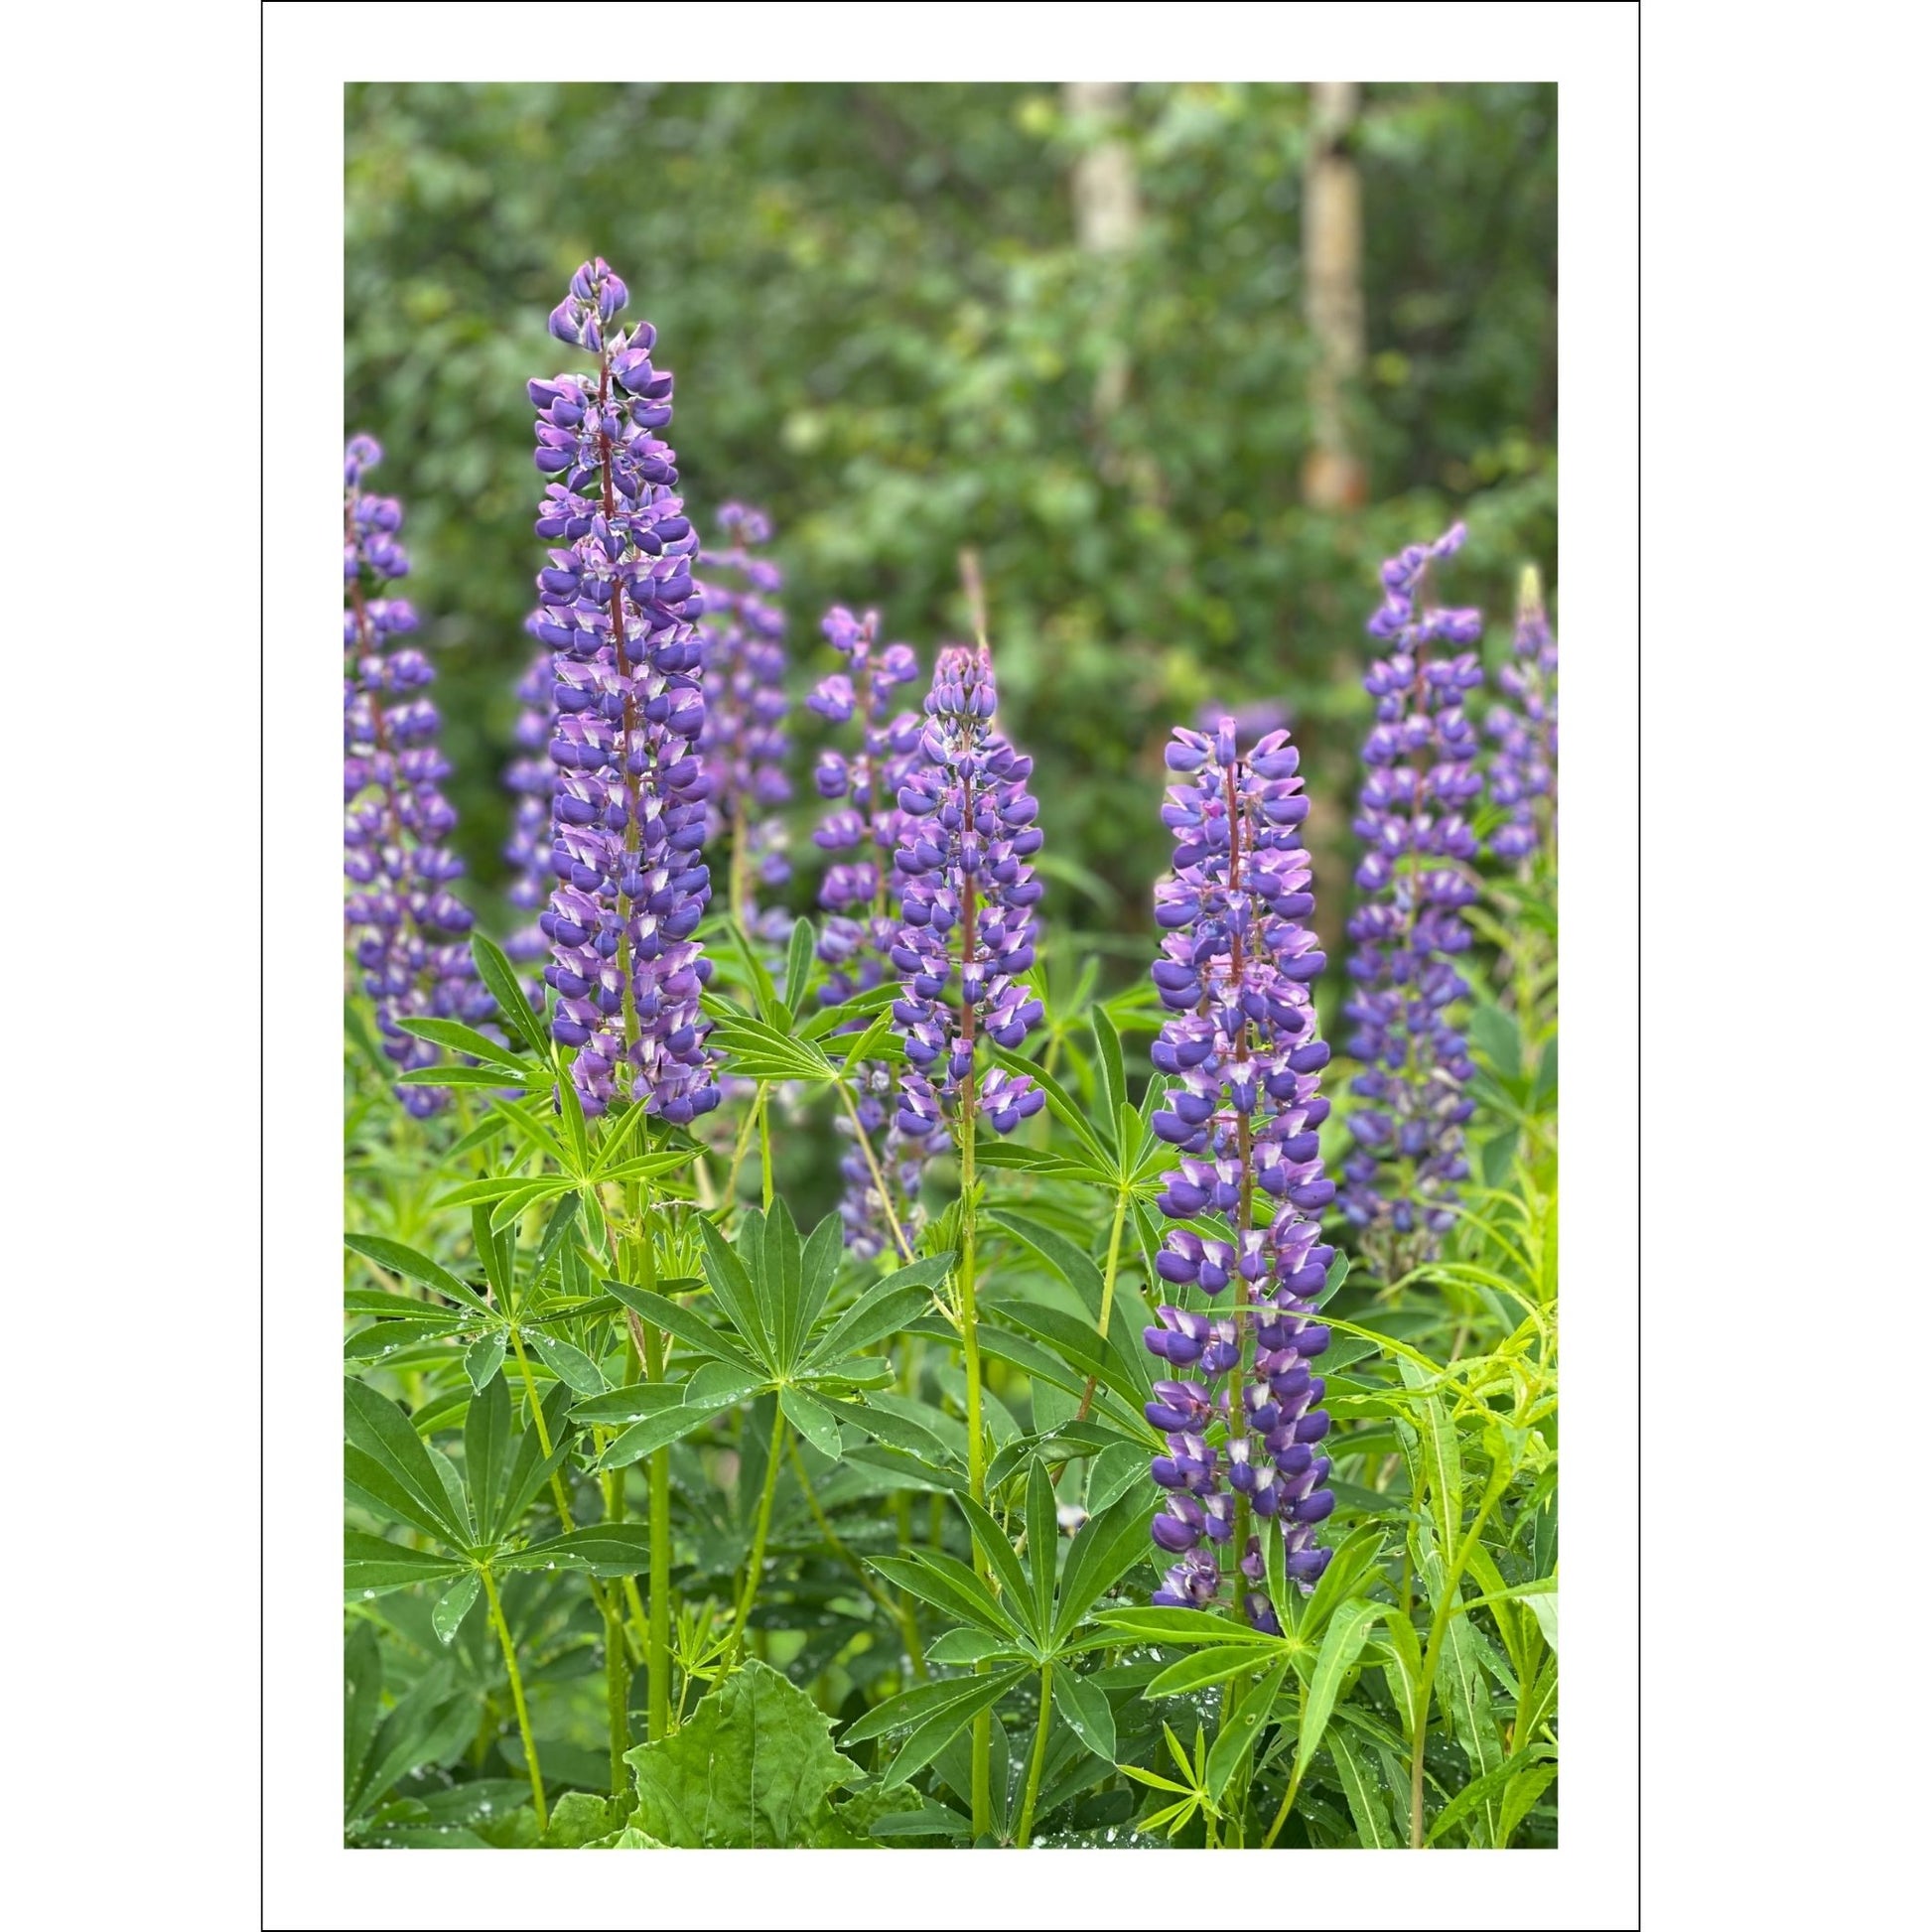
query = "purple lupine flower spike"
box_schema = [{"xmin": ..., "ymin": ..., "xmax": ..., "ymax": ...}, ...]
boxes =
[
  {"xmin": 889, "ymin": 643, "xmax": 1045, "ymax": 1148},
  {"xmin": 1144, "ymin": 717, "xmax": 1337, "ymax": 1621},
  {"xmin": 809, "ymin": 605, "xmax": 933, "ymax": 1254},
  {"xmin": 698, "ymin": 502, "xmax": 792, "ymax": 940},
  {"xmin": 343, "ymin": 436, "xmax": 492, "ymax": 1116},
  {"xmin": 527, "ymin": 261, "xmax": 720, "ymax": 1125},
  {"xmin": 1339, "ymin": 524, "xmax": 1485, "ymax": 1269},
  {"xmin": 1483, "ymin": 565, "xmax": 1558, "ymax": 864}
]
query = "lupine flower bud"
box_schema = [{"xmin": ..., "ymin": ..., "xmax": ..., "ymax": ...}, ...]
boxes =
[
  {"xmin": 889, "ymin": 643, "xmax": 1044, "ymax": 1143},
  {"xmin": 528, "ymin": 262, "xmax": 719, "ymax": 1124},
  {"xmin": 1484, "ymin": 564, "xmax": 1558, "ymax": 864},
  {"xmin": 699, "ymin": 502, "xmax": 792, "ymax": 940},
  {"xmin": 343, "ymin": 437, "xmax": 491, "ymax": 1115},
  {"xmin": 1141, "ymin": 717, "xmax": 1338, "ymax": 1616},
  {"xmin": 1340, "ymin": 526, "xmax": 1484, "ymax": 1265}
]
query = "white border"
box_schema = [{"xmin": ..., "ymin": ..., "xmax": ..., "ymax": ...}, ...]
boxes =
[{"xmin": 261, "ymin": 7, "xmax": 1635, "ymax": 1928}]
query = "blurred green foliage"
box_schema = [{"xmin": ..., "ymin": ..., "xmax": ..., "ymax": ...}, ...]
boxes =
[{"xmin": 345, "ymin": 81, "xmax": 1555, "ymax": 957}]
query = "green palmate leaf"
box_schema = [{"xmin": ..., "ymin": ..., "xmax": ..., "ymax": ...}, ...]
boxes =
[
  {"xmin": 882, "ymin": 1670, "xmax": 1030, "ymax": 1788},
  {"xmin": 985, "ymin": 1042, "xmax": 1114, "ymax": 1167},
  {"xmin": 988, "ymin": 1209, "xmax": 1107, "ymax": 1318},
  {"xmin": 602, "ymin": 1281, "xmax": 760, "ymax": 1377},
  {"xmin": 344, "ymin": 1622, "xmax": 383, "ymax": 1811},
  {"xmin": 1052, "ymin": 1670, "xmax": 1117, "ymax": 1762},
  {"xmin": 398, "ymin": 1063, "xmax": 516, "ymax": 1090},
  {"xmin": 754, "ymin": 1198, "xmax": 805, "ymax": 1356},
  {"xmin": 568, "ymin": 1382, "xmax": 691, "ymax": 1430},
  {"xmin": 1294, "ymin": 1598, "xmax": 1387, "ymax": 1788},
  {"xmin": 1524, "ymin": 1587, "xmax": 1559, "ymax": 1652},
  {"xmin": 345, "ymin": 1657, "xmax": 477, "ymax": 1823},
  {"xmin": 595, "ymin": 1392, "xmax": 742, "ymax": 1470},
  {"xmin": 1379, "ymin": 1605, "xmax": 1428, "ymax": 1744},
  {"xmin": 343, "ymin": 1380, "xmax": 469, "ymax": 1544},
  {"xmin": 432, "ymin": 1572, "xmax": 483, "ymax": 1644},
  {"xmin": 495, "ymin": 1382, "xmax": 575, "ymax": 1528},
  {"xmin": 624, "ymin": 1660, "xmax": 860, "ymax": 1848},
  {"xmin": 707, "ymin": 1013, "xmax": 839, "ymax": 1083},
  {"xmin": 1301, "ymin": 1524, "xmax": 1391, "ymax": 1636},
  {"xmin": 1084, "ymin": 1441, "xmax": 1151, "ymax": 1518},
  {"xmin": 345, "ymin": 1531, "xmax": 469, "ymax": 1595},
  {"xmin": 471, "ymin": 932, "xmax": 549, "ymax": 1055},
  {"xmin": 779, "ymin": 1385, "xmax": 842, "ymax": 1459},
  {"xmin": 870, "ymin": 1551, "xmax": 1027, "ymax": 1642},
  {"xmin": 1091, "ymin": 1007, "xmax": 1128, "ymax": 1130},
  {"xmin": 345, "ymin": 1445, "xmax": 456, "ymax": 1543},
  {"xmin": 841, "ymin": 1671, "xmax": 1019, "ymax": 1746},
  {"xmin": 954, "ymin": 1494, "xmax": 1037, "ymax": 1642},
  {"xmin": 1439, "ymin": 1611, "xmax": 1507, "ymax": 1840},
  {"xmin": 1327, "ymin": 1727, "xmax": 1398, "ymax": 1848},
  {"xmin": 696, "ymin": 1217, "xmax": 775, "ymax": 1364},
  {"xmin": 1052, "ymin": 1498, "xmax": 1152, "ymax": 1644},
  {"xmin": 527, "ymin": 1331, "xmax": 607, "ymax": 1397},
  {"xmin": 806, "ymin": 1261, "xmax": 950, "ymax": 1367},
  {"xmin": 344, "ymin": 1233, "xmax": 492, "ymax": 1317},
  {"xmin": 1207, "ymin": 1654, "xmax": 1291, "ymax": 1800},
  {"xmin": 464, "ymin": 1332, "xmax": 507, "ymax": 1394},
  {"xmin": 924, "ymin": 1628, "xmax": 1023, "ymax": 1667}
]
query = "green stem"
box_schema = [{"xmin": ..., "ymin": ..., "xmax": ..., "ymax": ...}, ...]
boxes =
[
  {"xmin": 482, "ymin": 1567, "xmax": 547, "ymax": 1834},
  {"xmin": 757, "ymin": 1082, "xmax": 774, "ymax": 1210},
  {"xmin": 958, "ymin": 1091, "xmax": 992, "ymax": 1839},
  {"xmin": 1261, "ymin": 1676, "xmax": 1310, "ymax": 1848},
  {"xmin": 1407, "ymin": 1479, "xmax": 1510, "ymax": 1848},
  {"xmin": 1074, "ymin": 1183, "xmax": 1131, "ymax": 1422},
  {"xmin": 726, "ymin": 1410, "xmax": 788, "ymax": 1665},
  {"xmin": 603, "ymin": 1464, "xmax": 629, "ymax": 1796},
  {"xmin": 1016, "ymin": 1660, "xmax": 1055, "ymax": 1847},
  {"xmin": 628, "ymin": 1208, "xmax": 675, "ymax": 1743},
  {"xmin": 837, "ymin": 1077, "xmax": 914, "ymax": 1265}
]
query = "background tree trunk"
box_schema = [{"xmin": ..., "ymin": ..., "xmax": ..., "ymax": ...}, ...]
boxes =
[
  {"xmin": 1303, "ymin": 80, "xmax": 1368, "ymax": 510},
  {"xmin": 1064, "ymin": 81, "xmax": 1141, "ymax": 430}
]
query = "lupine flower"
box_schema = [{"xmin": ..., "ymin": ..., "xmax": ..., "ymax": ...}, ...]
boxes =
[
  {"xmin": 1142, "ymin": 718, "xmax": 1338, "ymax": 1624},
  {"xmin": 889, "ymin": 643, "xmax": 1045, "ymax": 1146},
  {"xmin": 1484, "ymin": 565, "xmax": 1558, "ymax": 864},
  {"xmin": 699, "ymin": 502, "xmax": 792, "ymax": 940},
  {"xmin": 502, "ymin": 616, "xmax": 555, "ymax": 965},
  {"xmin": 1338, "ymin": 524, "xmax": 1484, "ymax": 1265},
  {"xmin": 526, "ymin": 260, "xmax": 720, "ymax": 1125},
  {"xmin": 343, "ymin": 435, "xmax": 491, "ymax": 1116}
]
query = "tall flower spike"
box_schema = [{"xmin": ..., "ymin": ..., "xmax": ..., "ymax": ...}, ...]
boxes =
[
  {"xmin": 1484, "ymin": 565, "xmax": 1558, "ymax": 865},
  {"xmin": 343, "ymin": 435, "xmax": 491, "ymax": 1115},
  {"xmin": 809, "ymin": 607, "xmax": 931, "ymax": 1254},
  {"xmin": 1338, "ymin": 524, "xmax": 1485, "ymax": 1270},
  {"xmin": 889, "ymin": 644, "xmax": 1046, "ymax": 1146},
  {"xmin": 1143, "ymin": 718, "xmax": 1338, "ymax": 1627},
  {"xmin": 698, "ymin": 503, "xmax": 792, "ymax": 941},
  {"xmin": 527, "ymin": 260, "xmax": 720, "ymax": 1124}
]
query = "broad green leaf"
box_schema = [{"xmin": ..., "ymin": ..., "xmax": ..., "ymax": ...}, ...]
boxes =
[
  {"xmin": 463, "ymin": 1372, "xmax": 511, "ymax": 1543},
  {"xmin": 1092, "ymin": 1606, "xmax": 1274, "ymax": 1649},
  {"xmin": 1147, "ymin": 1644, "xmax": 1277, "ymax": 1698},
  {"xmin": 1091, "ymin": 1008, "xmax": 1127, "ymax": 1141},
  {"xmin": 1053, "ymin": 1494, "xmax": 1152, "ymax": 1642},
  {"xmin": 344, "ymin": 1233, "xmax": 492, "ymax": 1317},
  {"xmin": 345, "ymin": 1445, "xmax": 454, "ymax": 1544},
  {"xmin": 779, "ymin": 1385, "xmax": 842, "ymax": 1459},
  {"xmin": 883, "ymin": 1670, "xmax": 1029, "ymax": 1788},
  {"xmin": 924, "ymin": 1628, "xmax": 1023, "ymax": 1667},
  {"xmin": 1425, "ymin": 1744, "xmax": 1557, "ymax": 1846},
  {"xmin": 432, "ymin": 1572, "xmax": 483, "ymax": 1643},
  {"xmin": 596, "ymin": 1394, "xmax": 740, "ymax": 1470},
  {"xmin": 503, "ymin": 1524, "xmax": 655, "ymax": 1576},
  {"xmin": 791, "ymin": 1210, "xmax": 845, "ymax": 1359},
  {"xmin": 343, "ymin": 1380, "xmax": 467, "ymax": 1544},
  {"xmin": 696, "ymin": 1217, "xmax": 775, "ymax": 1364},
  {"xmin": 471, "ymin": 932, "xmax": 548, "ymax": 1054},
  {"xmin": 870, "ymin": 1551, "xmax": 1028, "ymax": 1642},
  {"xmin": 988, "ymin": 1209, "xmax": 1107, "ymax": 1318},
  {"xmin": 842, "ymin": 1671, "xmax": 1019, "ymax": 1745},
  {"xmin": 819, "ymin": 1394, "xmax": 950, "ymax": 1460},
  {"xmin": 1496, "ymin": 1760, "xmax": 1558, "ymax": 1846},
  {"xmin": 986, "ymin": 1041, "xmax": 1114, "ymax": 1167},
  {"xmin": 1439, "ymin": 1610, "xmax": 1506, "ymax": 1840},
  {"xmin": 393, "ymin": 1016, "xmax": 531, "ymax": 1075},
  {"xmin": 464, "ymin": 1332, "xmax": 506, "ymax": 1394},
  {"xmin": 782, "ymin": 916, "xmax": 814, "ymax": 1016},
  {"xmin": 493, "ymin": 1382, "xmax": 574, "ymax": 1530},
  {"xmin": 1207, "ymin": 1653, "xmax": 1291, "ymax": 1799},
  {"xmin": 528, "ymin": 1330, "xmax": 607, "ymax": 1397},
  {"xmin": 567, "ymin": 1382, "xmax": 690, "ymax": 1430},
  {"xmin": 1380, "ymin": 1605, "xmax": 1428, "ymax": 1743},
  {"xmin": 1328, "ymin": 1727, "xmax": 1398, "ymax": 1848},
  {"xmin": 1052, "ymin": 1669, "xmax": 1117, "ymax": 1761},
  {"xmin": 1524, "ymin": 1587, "xmax": 1558, "ymax": 1652},
  {"xmin": 624, "ymin": 1660, "xmax": 859, "ymax": 1847},
  {"xmin": 345, "ymin": 1532, "xmax": 468, "ymax": 1595},
  {"xmin": 954, "ymin": 1494, "xmax": 1037, "ymax": 1644},
  {"xmin": 805, "ymin": 1264, "xmax": 949, "ymax": 1368},
  {"xmin": 1026, "ymin": 1456, "xmax": 1058, "ymax": 1635},
  {"xmin": 344, "ymin": 1621, "xmax": 382, "ymax": 1811},
  {"xmin": 1294, "ymin": 1597, "xmax": 1386, "ymax": 1786},
  {"xmin": 1085, "ymin": 1441, "xmax": 1150, "ymax": 1517},
  {"xmin": 602, "ymin": 1281, "xmax": 761, "ymax": 1378}
]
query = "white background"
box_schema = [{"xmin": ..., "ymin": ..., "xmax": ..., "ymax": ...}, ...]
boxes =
[{"xmin": 1, "ymin": 2, "xmax": 1920, "ymax": 1927}]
